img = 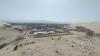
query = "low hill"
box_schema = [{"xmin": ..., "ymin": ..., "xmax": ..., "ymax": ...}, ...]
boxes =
[
  {"xmin": 0, "ymin": 21, "xmax": 21, "ymax": 46},
  {"xmin": 0, "ymin": 21, "xmax": 100, "ymax": 56},
  {"xmin": 0, "ymin": 21, "xmax": 7, "ymax": 27},
  {"xmin": 75, "ymin": 22, "xmax": 100, "ymax": 33}
]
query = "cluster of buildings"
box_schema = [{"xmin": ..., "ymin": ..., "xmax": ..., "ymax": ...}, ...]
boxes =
[{"xmin": 11, "ymin": 23, "xmax": 72, "ymax": 37}]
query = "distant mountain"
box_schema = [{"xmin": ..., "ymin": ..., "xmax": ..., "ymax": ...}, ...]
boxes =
[{"xmin": 7, "ymin": 20, "xmax": 68, "ymax": 24}]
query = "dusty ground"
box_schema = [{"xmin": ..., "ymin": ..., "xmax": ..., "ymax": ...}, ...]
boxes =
[
  {"xmin": 0, "ymin": 22, "xmax": 100, "ymax": 56},
  {"xmin": 74, "ymin": 22, "xmax": 100, "ymax": 33}
]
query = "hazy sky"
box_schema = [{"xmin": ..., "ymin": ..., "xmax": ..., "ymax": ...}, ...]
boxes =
[{"xmin": 0, "ymin": 0, "xmax": 100, "ymax": 23}]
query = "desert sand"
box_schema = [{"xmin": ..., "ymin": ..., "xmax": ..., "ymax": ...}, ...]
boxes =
[
  {"xmin": 0, "ymin": 21, "xmax": 100, "ymax": 56},
  {"xmin": 75, "ymin": 22, "xmax": 100, "ymax": 33}
]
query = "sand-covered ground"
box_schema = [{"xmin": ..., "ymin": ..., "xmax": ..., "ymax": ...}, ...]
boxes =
[
  {"xmin": 0, "ymin": 22, "xmax": 100, "ymax": 56},
  {"xmin": 75, "ymin": 22, "xmax": 100, "ymax": 33}
]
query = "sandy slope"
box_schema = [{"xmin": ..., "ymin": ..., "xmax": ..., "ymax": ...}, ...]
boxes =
[
  {"xmin": 0, "ymin": 22, "xmax": 100, "ymax": 56},
  {"xmin": 0, "ymin": 21, "xmax": 20, "ymax": 45},
  {"xmin": 0, "ymin": 28, "xmax": 20, "ymax": 44},
  {"xmin": 75, "ymin": 22, "xmax": 100, "ymax": 33},
  {"xmin": 0, "ymin": 21, "xmax": 9, "ymax": 27},
  {"xmin": 0, "ymin": 31, "xmax": 100, "ymax": 56}
]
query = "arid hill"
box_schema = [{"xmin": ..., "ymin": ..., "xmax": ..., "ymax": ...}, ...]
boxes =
[
  {"xmin": 0, "ymin": 21, "xmax": 100, "ymax": 56},
  {"xmin": 75, "ymin": 22, "xmax": 100, "ymax": 33},
  {"xmin": 0, "ymin": 21, "xmax": 21, "ymax": 48}
]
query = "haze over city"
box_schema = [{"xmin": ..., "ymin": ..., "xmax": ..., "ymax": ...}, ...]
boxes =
[{"xmin": 0, "ymin": 0, "xmax": 100, "ymax": 23}]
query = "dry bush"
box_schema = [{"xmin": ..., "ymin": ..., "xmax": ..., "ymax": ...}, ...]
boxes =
[{"xmin": 13, "ymin": 45, "xmax": 18, "ymax": 51}]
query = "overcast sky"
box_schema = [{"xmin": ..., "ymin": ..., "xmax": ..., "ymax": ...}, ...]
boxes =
[{"xmin": 0, "ymin": 0, "xmax": 100, "ymax": 23}]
